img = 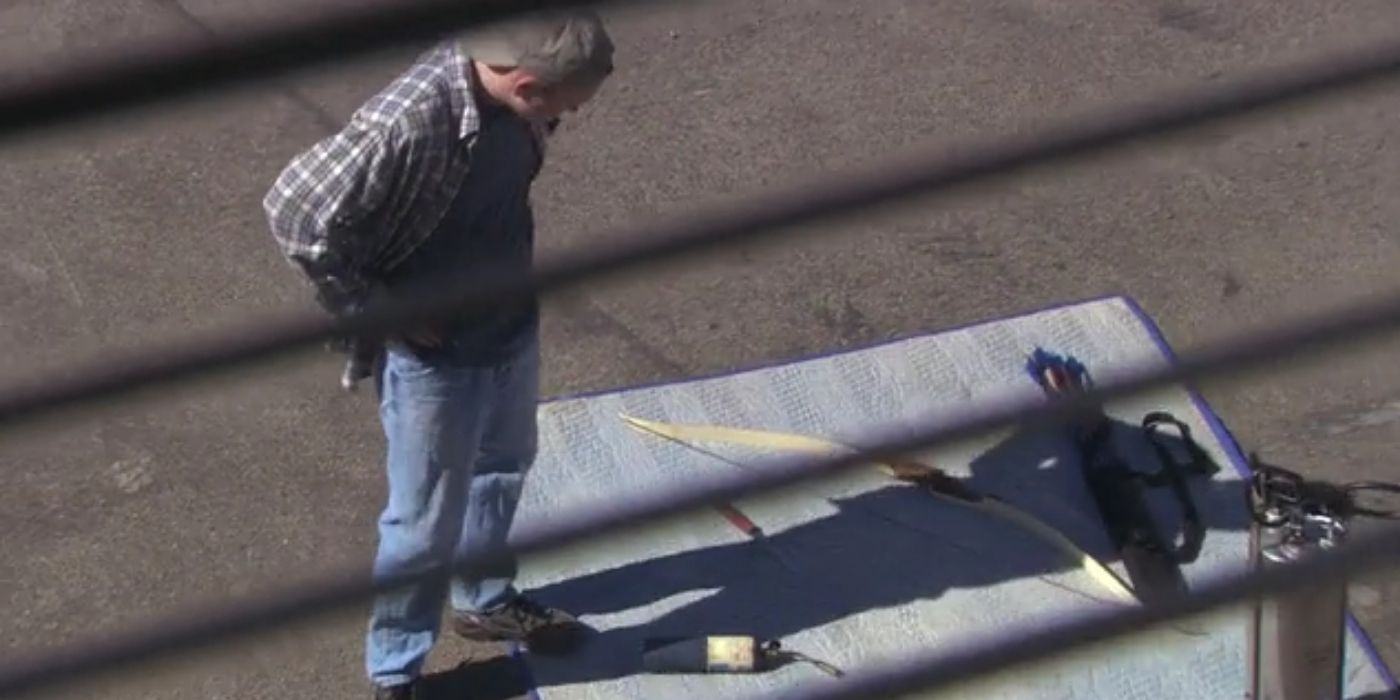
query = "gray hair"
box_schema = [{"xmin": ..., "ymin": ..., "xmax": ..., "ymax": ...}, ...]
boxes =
[{"xmin": 460, "ymin": 10, "xmax": 614, "ymax": 87}]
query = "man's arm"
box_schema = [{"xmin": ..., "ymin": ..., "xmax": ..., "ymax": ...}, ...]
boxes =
[{"xmin": 263, "ymin": 121, "xmax": 401, "ymax": 316}]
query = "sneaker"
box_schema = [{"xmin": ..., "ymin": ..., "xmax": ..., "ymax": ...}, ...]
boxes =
[
  {"xmin": 373, "ymin": 681, "xmax": 416, "ymax": 700},
  {"xmin": 451, "ymin": 595, "xmax": 588, "ymax": 654}
]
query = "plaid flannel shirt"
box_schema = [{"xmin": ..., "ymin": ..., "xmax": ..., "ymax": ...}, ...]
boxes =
[{"xmin": 263, "ymin": 42, "xmax": 547, "ymax": 315}]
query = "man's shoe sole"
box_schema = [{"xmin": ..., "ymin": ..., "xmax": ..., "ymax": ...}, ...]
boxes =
[{"xmin": 450, "ymin": 616, "xmax": 586, "ymax": 655}]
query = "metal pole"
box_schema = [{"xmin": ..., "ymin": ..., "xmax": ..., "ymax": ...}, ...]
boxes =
[{"xmin": 1247, "ymin": 463, "xmax": 1354, "ymax": 700}]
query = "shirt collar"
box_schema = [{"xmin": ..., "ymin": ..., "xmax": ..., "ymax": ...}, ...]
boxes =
[{"xmin": 447, "ymin": 43, "xmax": 481, "ymax": 141}]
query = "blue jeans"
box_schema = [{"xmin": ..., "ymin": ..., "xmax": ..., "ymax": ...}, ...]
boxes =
[{"xmin": 365, "ymin": 336, "xmax": 538, "ymax": 687}]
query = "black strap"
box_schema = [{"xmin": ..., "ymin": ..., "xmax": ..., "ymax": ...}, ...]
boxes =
[
  {"xmin": 1141, "ymin": 412, "xmax": 1219, "ymax": 477},
  {"xmin": 1140, "ymin": 411, "xmax": 1218, "ymax": 564}
]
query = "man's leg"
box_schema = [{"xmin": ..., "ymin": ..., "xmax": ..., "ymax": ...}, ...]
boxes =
[
  {"xmin": 366, "ymin": 350, "xmax": 490, "ymax": 688},
  {"xmin": 450, "ymin": 338, "xmax": 538, "ymax": 613},
  {"xmin": 448, "ymin": 336, "xmax": 587, "ymax": 652}
]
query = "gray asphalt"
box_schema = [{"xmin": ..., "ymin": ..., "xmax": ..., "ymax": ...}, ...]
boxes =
[{"xmin": 2, "ymin": 1, "xmax": 1399, "ymax": 698}]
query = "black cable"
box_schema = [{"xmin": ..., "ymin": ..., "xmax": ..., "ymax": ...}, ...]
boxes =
[
  {"xmin": 1344, "ymin": 481, "xmax": 1400, "ymax": 519},
  {"xmin": 6, "ymin": 39, "xmax": 1400, "ymax": 432},
  {"xmin": 1249, "ymin": 460, "xmax": 1400, "ymax": 523},
  {"xmin": 2, "ymin": 289, "xmax": 1400, "ymax": 698}
]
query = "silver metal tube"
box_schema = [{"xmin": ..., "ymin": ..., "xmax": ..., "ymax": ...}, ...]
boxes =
[{"xmin": 1248, "ymin": 514, "xmax": 1349, "ymax": 699}]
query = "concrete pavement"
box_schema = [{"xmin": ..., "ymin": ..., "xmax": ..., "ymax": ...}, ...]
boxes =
[{"xmin": 2, "ymin": 0, "xmax": 1399, "ymax": 697}]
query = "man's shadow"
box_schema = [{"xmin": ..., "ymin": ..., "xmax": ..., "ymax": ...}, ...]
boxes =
[{"xmin": 499, "ymin": 413, "xmax": 1253, "ymax": 690}]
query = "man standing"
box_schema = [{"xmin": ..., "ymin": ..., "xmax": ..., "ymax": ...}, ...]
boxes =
[{"xmin": 263, "ymin": 11, "xmax": 614, "ymax": 700}]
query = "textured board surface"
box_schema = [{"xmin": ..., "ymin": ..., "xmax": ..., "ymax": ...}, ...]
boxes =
[{"xmin": 509, "ymin": 296, "xmax": 1396, "ymax": 699}]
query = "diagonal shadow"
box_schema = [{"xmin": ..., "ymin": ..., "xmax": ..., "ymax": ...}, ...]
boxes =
[
  {"xmin": 517, "ymin": 412, "xmax": 1251, "ymax": 689},
  {"xmin": 525, "ymin": 483, "xmax": 1055, "ymax": 687}
]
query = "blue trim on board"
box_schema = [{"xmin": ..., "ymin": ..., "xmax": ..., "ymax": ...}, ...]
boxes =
[
  {"xmin": 542, "ymin": 294, "xmax": 1131, "ymax": 404},
  {"xmin": 523, "ymin": 294, "xmax": 1398, "ymax": 695},
  {"xmin": 1120, "ymin": 294, "xmax": 1398, "ymax": 695}
]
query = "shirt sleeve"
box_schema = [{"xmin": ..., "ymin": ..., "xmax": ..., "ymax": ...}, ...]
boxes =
[{"xmin": 263, "ymin": 121, "xmax": 401, "ymax": 313}]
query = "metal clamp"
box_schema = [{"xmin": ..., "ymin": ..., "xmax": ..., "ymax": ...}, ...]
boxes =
[{"xmin": 1245, "ymin": 455, "xmax": 1399, "ymax": 700}]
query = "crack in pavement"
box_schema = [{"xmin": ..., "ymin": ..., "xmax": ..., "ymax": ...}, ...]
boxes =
[
  {"xmin": 565, "ymin": 295, "xmax": 689, "ymax": 376},
  {"xmin": 145, "ymin": 0, "xmax": 342, "ymax": 133}
]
